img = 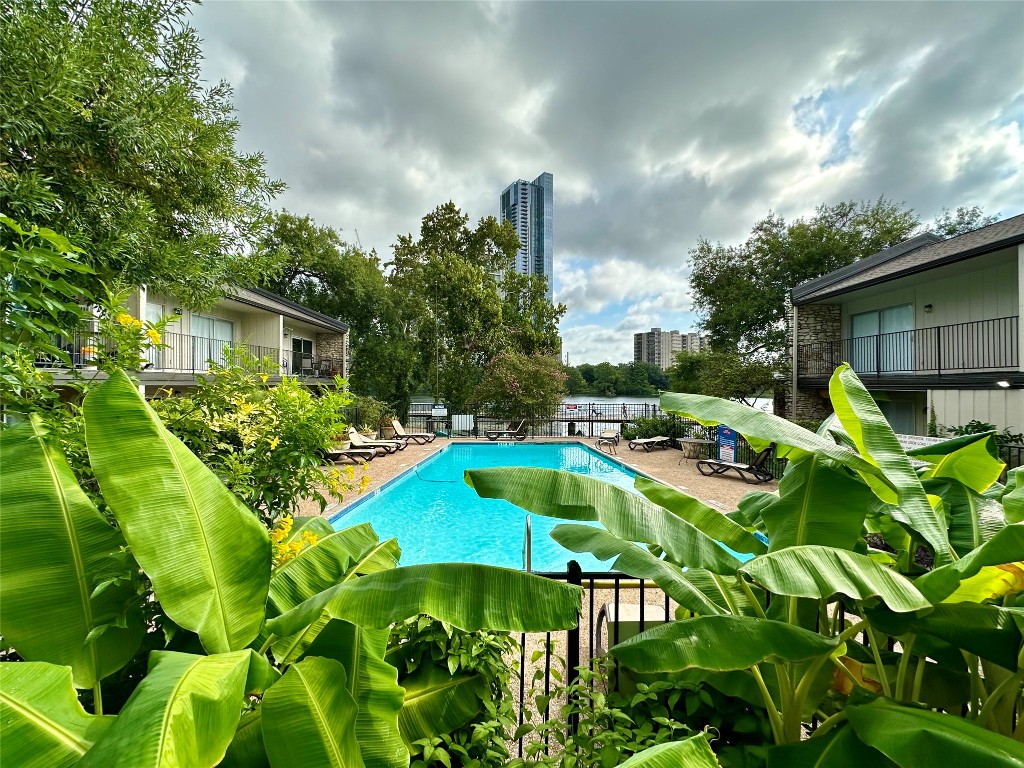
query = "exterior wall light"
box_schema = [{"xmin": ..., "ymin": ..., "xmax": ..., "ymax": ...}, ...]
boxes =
[
  {"xmin": 997, "ymin": 380, "xmax": 1011, "ymax": 388},
  {"xmin": 923, "ymin": 304, "xmax": 934, "ymax": 313}
]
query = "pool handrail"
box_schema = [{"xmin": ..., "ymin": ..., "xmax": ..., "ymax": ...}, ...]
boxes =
[{"xmin": 523, "ymin": 515, "xmax": 532, "ymax": 572}]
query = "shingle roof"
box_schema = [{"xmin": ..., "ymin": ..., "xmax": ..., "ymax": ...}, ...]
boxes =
[
  {"xmin": 230, "ymin": 286, "xmax": 349, "ymax": 333},
  {"xmin": 791, "ymin": 214, "xmax": 1024, "ymax": 305}
]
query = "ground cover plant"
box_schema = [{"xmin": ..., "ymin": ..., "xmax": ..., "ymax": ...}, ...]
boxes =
[
  {"xmin": 0, "ymin": 370, "xmax": 594, "ymax": 768},
  {"xmin": 467, "ymin": 364, "xmax": 1024, "ymax": 767}
]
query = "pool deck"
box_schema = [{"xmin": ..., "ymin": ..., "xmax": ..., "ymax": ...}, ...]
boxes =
[{"xmin": 298, "ymin": 435, "xmax": 776, "ymax": 519}]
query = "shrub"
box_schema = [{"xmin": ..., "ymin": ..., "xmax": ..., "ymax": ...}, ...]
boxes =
[
  {"xmin": 152, "ymin": 349, "xmax": 359, "ymax": 524},
  {"xmin": 621, "ymin": 416, "xmax": 671, "ymax": 441}
]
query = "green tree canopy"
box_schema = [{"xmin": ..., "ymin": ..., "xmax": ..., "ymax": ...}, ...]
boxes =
[
  {"xmin": 1, "ymin": 0, "xmax": 284, "ymax": 307},
  {"xmin": 667, "ymin": 350, "xmax": 780, "ymax": 407},
  {"xmin": 689, "ymin": 199, "xmax": 920, "ymax": 359},
  {"xmin": 473, "ymin": 351, "xmax": 567, "ymax": 420}
]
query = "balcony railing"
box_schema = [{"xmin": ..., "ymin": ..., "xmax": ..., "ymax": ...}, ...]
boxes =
[
  {"xmin": 35, "ymin": 326, "xmax": 343, "ymax": 379},
  {"xmin": 798, "ymin": 316, "xmax": 1019, "ymax": 378}
]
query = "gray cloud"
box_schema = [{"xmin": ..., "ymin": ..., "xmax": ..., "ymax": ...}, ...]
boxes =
[{"xmin": 192, "ymin": 0, "xmax": 1023, "ymax": 361}]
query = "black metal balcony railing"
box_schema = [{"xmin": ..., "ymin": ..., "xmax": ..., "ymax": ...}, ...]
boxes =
[
  {"xmin": 35, "ymin": 326, "xmax": 343, "ymax": 379},
  {"xmin": 798, "ymin": 316, "xmax": 1019, "ymax": 377}
]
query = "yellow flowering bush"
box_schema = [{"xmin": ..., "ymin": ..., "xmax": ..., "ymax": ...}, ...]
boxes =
[
  {"xmin": 270, "ymin": 514, "xmax": 321, "ymax": 566},
  {"xmin": 94, "ymin": 287, "xmax": 169, "ymax": 371},
  {"xmin": 152, "ymin": 349, "xmax": 363, "ymax": 526}
]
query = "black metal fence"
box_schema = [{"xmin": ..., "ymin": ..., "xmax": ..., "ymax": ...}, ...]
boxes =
[
  {"xmin": 798, "ymin": 316, "xmax": 1019, "ymax": 377},
  {"xmin": 400, "ymin": 407, "xmax": 790, "ymax": 480}
]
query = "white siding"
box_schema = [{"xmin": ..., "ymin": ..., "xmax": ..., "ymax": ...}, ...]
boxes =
[{"xmin": 931, "ymin": 389, "xmax": 1024, "ymax": 433}]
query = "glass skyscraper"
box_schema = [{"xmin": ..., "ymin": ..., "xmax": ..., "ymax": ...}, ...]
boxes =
[{"xmin": 499, "ymin": 172, "xmax": 553, "ymax": 302}]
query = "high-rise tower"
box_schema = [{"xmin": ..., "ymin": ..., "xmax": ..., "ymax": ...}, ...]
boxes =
[{"xmin": 499, "ymin": 172, "xmax": 553, "ymax": 302}]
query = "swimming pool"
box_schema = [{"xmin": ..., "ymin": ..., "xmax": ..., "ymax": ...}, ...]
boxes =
[{"xmin": 332, "ymin": 442, "xmax": 640, "ymax": 571}]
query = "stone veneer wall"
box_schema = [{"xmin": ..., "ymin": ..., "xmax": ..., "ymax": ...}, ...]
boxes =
[
  {"xmin": 786, "ymin": 303, "xmax": 842, "ymax": 423},
  {"xmin": 316, "ymin": 332, "xmax": 348, "ymax": 378}
]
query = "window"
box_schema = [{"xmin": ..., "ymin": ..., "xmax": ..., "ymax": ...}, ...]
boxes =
[
  {"xmin": 193, "ymin": 315, "xmax": 234, "ymax": 369},
  {"xmin": 850, "ymin": 304, "xmax": 914, "ymax": 374},
  {"xmin": 292, "ymin": 336, "xmax": 313, "ymax": 375}
]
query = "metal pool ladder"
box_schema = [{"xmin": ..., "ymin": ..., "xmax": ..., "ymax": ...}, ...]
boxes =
[{"xmin": 523, "ymin": 515, "xmax": 532, "ymax": 572}]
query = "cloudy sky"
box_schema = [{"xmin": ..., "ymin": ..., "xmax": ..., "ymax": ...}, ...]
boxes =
[{"xmin": 191, "ymin": 1, "xmax": 1024, "ymax": 364}]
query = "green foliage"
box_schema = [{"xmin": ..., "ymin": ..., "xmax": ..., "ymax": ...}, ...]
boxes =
[
  {"xmin": 0, "ymin": 368, "xmax": 583, "ymax": 766},
  {"xmin": 474, "ymin": 351, "xmax": 567, "ymax": 420},
  {"xmin": 568, "ymin": 361, "xmax": 666, "ymax": 398},
  {"xmin": 1, "ymin": 0, "xmax": 284, "ymax": 307},
  {"xmin": 947, "ymin": 420, "xmax": 1024, "ymax": 448},
  {"xmin": 667, "ymin": 351, "xmax": 780, "ymax": 406},
  {"xmin": 347, "ymin": 394, "xmax": 392, "ymax": 434},
  {"xmin": 930, "ymin": 206, "xmax": 1000, "ymax": 238},
  {"xmin": 151, "ymin": 350, "xmax": 358, "ymax": 524},
  {"xmin": 0, "ymin": 216, "xmax": 94, "ymax": 414},
  {"xmin": 927, "ymin": 405, "xmax": 938, "ymax": 438},
  {"xmin": 511, "ymin": 654, "xmax": 768, "ymax": 768},
  {"xmin": 689, "ymin": 200, "xmax": 920, "ymax": 356},
  {"xmin": 621, "ymin": 416, "xmax": 672, "ymax": 441},
  {"xmin": 387, "ymin": 617, "xmax": 520, "ymax": 768},
  {"xmin": 469, "ymin": 364, "xmax": 1024, "ymax": 765}
]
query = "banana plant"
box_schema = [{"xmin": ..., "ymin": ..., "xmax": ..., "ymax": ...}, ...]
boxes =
[
  {"xmin": 467, "ymin": 365, "xmax": 1024, "ymax": 766},
  {"xmin": 0, "ymin": 370, "xmax": 583, "ymax": 767}
]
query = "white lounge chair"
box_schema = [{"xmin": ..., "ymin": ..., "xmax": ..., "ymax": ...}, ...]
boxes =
[
  {"xmin": 627, "ymin": 436, "xmax": 672, "ymax": 452},
  {"xmin": 348, "ymin": 427, "xmax": 403, "ymax": 454},
  {"xmin": 390, "ymin": 418, "xmax": 436, "ymax": 444},
  {"xmin": 485, "ymin": 419, "xmax": 527, "ymax": 441}
]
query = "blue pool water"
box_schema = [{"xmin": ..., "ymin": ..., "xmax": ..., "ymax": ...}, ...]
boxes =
[{"xmin": 333, "ymin": 442, "xmax": 639, "ymax": 571}]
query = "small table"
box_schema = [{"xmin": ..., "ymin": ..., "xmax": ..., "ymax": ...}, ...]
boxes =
[{"xmin": 678, "ymin": 438, "xmax": 716, "ymax": 464}]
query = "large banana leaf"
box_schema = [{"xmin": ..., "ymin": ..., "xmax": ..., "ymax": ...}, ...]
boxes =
[
  {"xmin": 758, "ymin": 454, "xmax": 872, "ymax": 552},
  {"xmin": 914, "ymin": 432, "xmax": 1005, "ymax": 493},
  {"xmin": 465, "ymin": 467, "xmax": 741, "ymax": 573},
  {"xmin": 740, "ymin": 546, "xmax": 931, "ymax": 613},
  {"xmin": 82, "ymin": 371, "xmax": 271, "ymax": 653},
  {"xmin": 634, "ymin": 477, "xmax": 767, "ymax": 556},
  {"xmin": 261, "ymin": 656, "xmax": 364, "ymax": 768},
  {"xmin": 617, "ymin": 736, "xmax": 723, "ymax": 768},
  {"xmin": 659, "ymin": 391, "xmax": 878, "ymax": 471},
  {"xmin": 220, "ymin": 708, "xmax": 268, "ymax": 768},
  {"xmin": 77, "ymin": 650, "xmax": 252, "ymax": 768},
  {"xmin": 1003, "ymin": 468, "xmax": 1024, "ymax": 523},
  {"xmin": 396, "ymin": 664, "xmax": 486, "ymax": 745},
  {"xmin": 269, "ymin": 524, "xmax": 398, "ymax": 616},
  {"xmin": 267, "ymin": 563, "xmax": 582, "ymax": 639},
  {"xmin": 609, "ymin": 616, "xmax": 842, "ymax": 673},
  {"xmin": 829, "ymin": 365, "xmax": 955, "ymax": 566},
  {"xmin": 916, "ymin": 524, "xmax": 1024, "ymax": 603},
  {"xmin": 945, "ymin": 563, "xmax": 1024, "ymax": 603},
  {"xmin": 0, "ymin": 418, "xmax": 143, "ymax": 688},
  {"xmin": 305, "ymin": 620, "xmax": 408, "ymax": 768},
  {"xmin": 846, "ymin": 695, "xmax": 1024, "ymax": 766},
  {"xmin": 923, "ymin": 477, "xmax": 1007, "ymax": 556},
  {"xmin": 0, "ymin": 662, "xmax": 114, "ymax": 768},
  {"xmin": 549, "ymin": 524, "xmax": 725, "ymax": 616},
  {"xmin": 912, "ymin": 603, "xmax": 1023, "ymax": 670},
  {"xmin": 766, "ymin": 726, "xmax": 896, "ymax": 768}
]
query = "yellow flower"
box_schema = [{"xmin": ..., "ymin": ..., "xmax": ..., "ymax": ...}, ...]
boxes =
[
  {"xmin": 301, "ymin": 530, "xmax": 318, "ymax": 547},
  {"xmin": 268, "ymin": 436, "xmax": 280, "ymax": 450},
  {"xmin": 146, "ymin": 328, "xmax": 161, "ymax": 345},
  {"xmin": 116, "ymin": 312, "xmax": 143, "ymax": 329},
  {"xmin": 359, "ymin": 474, "xmax": 372, "ymax": 493}
]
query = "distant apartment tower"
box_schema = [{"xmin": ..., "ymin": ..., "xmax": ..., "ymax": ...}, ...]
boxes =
[
  {"xmin": 633, "ymin": 327, "xmax": 683, "ymax": 370},
  {"xmin": 499, "ymin": 172, "xmax": 553, "ymax": 302},
  {"xmin": 683, "ymin": 332, "xmax": 710, "ymax": 353}
]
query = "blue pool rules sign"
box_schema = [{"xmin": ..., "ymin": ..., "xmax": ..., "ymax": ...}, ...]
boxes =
[{"xmin": 718, "ymin": 426, "xmax": 737, "ymax": 462}]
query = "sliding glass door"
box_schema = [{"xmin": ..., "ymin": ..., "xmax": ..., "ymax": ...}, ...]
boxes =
[{"xmin": 850, "ymin": 305, "xmax": 913, "ymax": 374}]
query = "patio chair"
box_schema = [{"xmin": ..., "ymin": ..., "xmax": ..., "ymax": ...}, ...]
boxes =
[
  {"xmin": 627, "ymin": 436, "xmax": 672, "ymax": 452},
  {"xmin": 485, "ymin": 419, "xmax": 528, "ymax": 441},
  {"xmin": 324, "ymin": 446, "xmax": 377, "ymax": 464},
  {"xmin": 391, "ymin": 418, "xmax": 436, "ymax": 444},
  {"xmin": 696, "ymin": 443, "xmax": 776, "ymax": 484},
  {"xmin": 348, "ymin": 427, "xmax": 403, "ymax": 454},
  {"xmin": 599, "ymin": 428, "xmax": 620, "ymax": 445}
]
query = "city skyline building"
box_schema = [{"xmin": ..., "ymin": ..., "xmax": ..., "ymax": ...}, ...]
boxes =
[
  {"xmin": 633, "ymin": 328, "xmax": 709, "ymax": 369},
  {"xmin": 499, "ymin": 172, "xmax": 553, "ymax": 302}
]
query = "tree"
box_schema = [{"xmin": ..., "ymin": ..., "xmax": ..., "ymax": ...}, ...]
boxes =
[
  {"xmin": 473, "ymin": 352, "xmax": 567, "ymax": 420},
  {"xmin": 389, "ymin": 202, "xmax": 564, "ymax": 411},
  {"xmin": 1, "ymin": 0, "xmax": 284, "ymax": 307},
  {"xmin": 564, "ymin": 365, "xmax": 588, "ymax": 395},
  {"xmin": 930, "ymin": 206, "xmax": 1000, "ymax": 238},
  {"xmin": 668, "ymin": 350, "xmax": 779, "ymax": 407},
  {"xmin": 689, "ymin": 199, "xmax": 919, "ymax": 358}
]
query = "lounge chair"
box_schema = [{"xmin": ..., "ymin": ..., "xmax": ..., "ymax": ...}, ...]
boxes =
[
  {"xmin": 324, "ymin": 446, "xmax": 377, "ymax": 464},
  {"xmin": 348, "ymin": 427, "xmax": 403, "ymax": 454},
  {"xmin": 696, "ymin": 443, "xmax": 776, "ymax": 484},
  {"xmin": 627, "ymin": 436, "xmax": 672, "ymax": 452},
  {"xmin": 485, "ymin": 419, "xmax": 528, "ymax": 441},
  {"xmin": 390, "ymin": 418, "xmax": 436, "ymax": 445},
  {"xmin": 599, "ymin": 429, "xmax": 620, "ymax": 444}
]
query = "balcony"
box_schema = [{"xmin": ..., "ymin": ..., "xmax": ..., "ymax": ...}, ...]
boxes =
[
  {"xmin": 797, "ymin": 316, "xmax": 1020, "ymax": 387},
  {"xmin": 35, "ymin": 327, "xmax": 344, "ymax": 381}
]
